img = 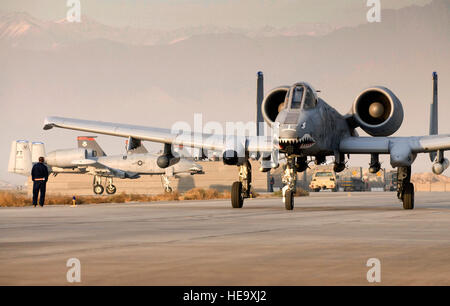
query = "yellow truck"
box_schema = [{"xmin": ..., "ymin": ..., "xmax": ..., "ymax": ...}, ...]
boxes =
[{"xmin": 309, "ymin": 170, "xmax": 338, "ymax": 192}]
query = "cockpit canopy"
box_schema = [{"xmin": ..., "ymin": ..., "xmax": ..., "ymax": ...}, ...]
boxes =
[{"xmin": 285, "ymin": 83, "xmax": 318, "ymax": 111}]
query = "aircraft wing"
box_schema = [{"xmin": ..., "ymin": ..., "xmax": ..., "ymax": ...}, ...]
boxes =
[
  {"xmin": 339, "ymin": 135, "xmax": 450, "ymax": 154},
  {"xmin": 43, "ymin": 116, "xmax": 274, "ymax": 152}
]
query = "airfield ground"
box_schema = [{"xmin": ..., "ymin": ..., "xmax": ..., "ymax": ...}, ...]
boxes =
[{"xmin": 1, "ymin": 192, "xmax": 450, "ymax": 285}]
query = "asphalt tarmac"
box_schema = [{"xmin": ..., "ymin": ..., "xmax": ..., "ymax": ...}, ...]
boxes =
[{"xmin": 1, "ymin": 192, "xmax": 450, "ymax": 285}]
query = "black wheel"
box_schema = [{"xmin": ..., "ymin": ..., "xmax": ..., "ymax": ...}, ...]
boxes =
[
  {"xmin": 402, "ymin": 182, "xmax": 414, "ymax": 210},
  {"xmin": 93, "ymin": 184, "xmax": 104, "ymax": 195},
  {"xmin": 285, "ymin": 190, "xmax": 294, "ymax": 210},
  {"xmin": 106, "ymin": 184, "xmax": 117, "ymax": 195},
  {"xmin": 231, "ymin": 181, "xmax": 244, "ymax": 208}
]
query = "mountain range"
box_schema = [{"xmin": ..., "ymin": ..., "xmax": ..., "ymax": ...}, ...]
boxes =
[{"xmin": 0, "ymin": 11, "xmax": 338, "ymax": 50}]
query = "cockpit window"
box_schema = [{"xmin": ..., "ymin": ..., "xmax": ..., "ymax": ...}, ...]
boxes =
[
  {"xmin": 291, "ymin": 86, "xmax": 303, "ymax": 109},
  {"xmin": 303, "ymin": 87, "xmax": 317, "ymax": 109}
]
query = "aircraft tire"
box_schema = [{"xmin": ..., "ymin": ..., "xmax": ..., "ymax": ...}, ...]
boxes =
[
  {"xmin": 94, "ymin": 184, "xmax": 104, "ymax": 195},
  {"xmin": 165, "ymin": 187, "xmax": 173, "ymax": 193},
  {"xmin": 402, "ymin": 182, "xmax": 414, "ymax": 210},
  {"xmin": 106, "ymin": 185, "xmax": 117, "ymax": 195},
  {"xmin": 285, "ymin": 190, "xmax": 294, "ymax": 210},
  {"xmin": 231, "ymin": 181, "xmax": 244, "ymax": 208}
]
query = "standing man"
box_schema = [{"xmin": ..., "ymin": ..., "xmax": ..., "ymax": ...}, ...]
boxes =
[
  {"xmin": 31, "ymin": 157, "xmax": 49, "ymax": 207},
  {"xmin": 269, "ymin": 175, "xmax": 275, "ymax": 192}
]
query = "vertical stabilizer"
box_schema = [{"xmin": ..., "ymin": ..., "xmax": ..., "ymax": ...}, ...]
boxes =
[
  {"xmin": 31, "ymin": 142, "xmax": 46, "ymax": 163},
  {"xmin": 429, "ymin": 72, "xmax": 438, "ymax": 161},
  {"xmin": 77, "ymin": 136, "xmax": 107, "ymax": 157},
  {"xmin": 256, "ymin": 71, "xmax": 264, "ymax": 137},
  {"xmin": 8, "ymin": 140, "xmax": 32, "ymax": 175}
]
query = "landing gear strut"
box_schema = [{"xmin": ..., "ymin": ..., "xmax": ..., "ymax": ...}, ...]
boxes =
[
  {"xmin": 397, "ymin": 166, "xmax": 414, "ymax": 210},
  {"xmin": 161, "ymin": 175, "xmax": 173, "ymax": 193},
  {"xmin": 93, "ymin": 176, "xmax": 117, "ymax": 195},
  {"xmin": 105, "ymin": 177, "xmax": 117, "ymax": 195},
  {"xmin": 93, "ymin": 176, "xmax": 104, "ymax": 195},
  {"xmin": 231, "ymin": 160, "xmax": 252, "ymax": 208},
  {"xmin": 282, "ymin": 156, "xmax": 297, "ymax": 210}
]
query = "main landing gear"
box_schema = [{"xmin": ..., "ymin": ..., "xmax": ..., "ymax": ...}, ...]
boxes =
[
  {"xmin": 93, "ymin": 176, "xmax": 117, "ymax": 195},
  {"xmin": 397, "ymin": 166, "xmax": 414, "ymax": 210},
  {"xmin": 230, "ymin": 157, "xmax": 297, "ymax": 210},
  {"xmin": 231, "ymin": 160, "xmax": 252, "ymax": 208},
  {"xmin": 161, "ymin": 175, "xmax": 173, "ymax": 193}
]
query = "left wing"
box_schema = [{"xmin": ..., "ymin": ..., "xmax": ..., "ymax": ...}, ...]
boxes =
[
  {"xmin": 43, "ymin": 116, "xmax": 274, "ymax": 153},
  {"xmin": 339, "ymin": 135, "xmax": 450, "ymax": 154}
]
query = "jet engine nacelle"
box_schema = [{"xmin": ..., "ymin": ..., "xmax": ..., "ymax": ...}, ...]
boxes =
[
  {"xmin": 261, "ymin": 86, "xmax": 289, "ymax": 127},
  {"xmin": 46, "ymin": 148, "xmax": 87, "ymax": 168},
  {"xmin": 432, "ymin": 158, "xmax": 449, "ymax": 175},
  {"xmin": 352, "ymin": 87, "xmax": 403, "ymax": 137}
]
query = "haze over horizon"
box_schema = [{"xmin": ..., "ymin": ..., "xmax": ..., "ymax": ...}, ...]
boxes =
[
  {"xmin": 1, "ymin": 0, "xmax": 449, "ymax": 185},
  {"xmin": 0, "ymin": 0, "xmax": 433, "ymax": 30}
]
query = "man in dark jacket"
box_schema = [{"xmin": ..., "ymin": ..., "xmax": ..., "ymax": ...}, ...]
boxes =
[
  {"xmin": 31, "ymin": 157, "xmax": 49, "ymax": 207},
  {"xmin": 269, "ymin": 175, "xmax": 275, "ymax": 192}
]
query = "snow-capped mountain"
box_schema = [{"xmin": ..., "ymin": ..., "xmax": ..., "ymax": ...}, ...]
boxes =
[{"xmin": 0, "ymin": 11, "xmax": 339, "ymax": 50}]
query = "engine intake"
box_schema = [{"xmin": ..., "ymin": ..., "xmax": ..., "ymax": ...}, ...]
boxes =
[
  {"xmin": 352, "ymin": 87, "xmax": 403, "ymax": 136},
  {"xmin": 261, "ymin": 87, "xmax": 289, "ymax": 126}
]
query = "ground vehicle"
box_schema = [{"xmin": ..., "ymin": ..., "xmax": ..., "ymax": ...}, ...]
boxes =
[
  {"xmin": 309, "ymin": 170, "xmax": 337, "ymax": 192},
  {"xmin": 338, "ymin": 177, "xmax": 367, "ymax": 191},
  {"xmin": 336, "ymin": 167, "xmax": 367, "ymax": 192},
  {"xmin": 385, "ymin": 170, "xmax": 398, "ymax": 191}
]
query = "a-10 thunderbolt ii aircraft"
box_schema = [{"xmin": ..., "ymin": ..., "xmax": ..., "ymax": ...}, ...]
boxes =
[
  {"xmin": 8, "ymin": 136, "xmax": 203, "ymax": 194},
  {"xmin": 43, "ymin": 72, "xmax": 448, "ymax": 210}
]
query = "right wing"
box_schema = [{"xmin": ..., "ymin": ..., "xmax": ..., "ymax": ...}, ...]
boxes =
[{"xmin": 44, "ymin": 116, "xmax": 274, "ymax": 153}]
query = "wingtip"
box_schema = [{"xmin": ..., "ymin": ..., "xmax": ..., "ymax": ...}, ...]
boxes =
[{"xmin": 43, "ymin": 117, "xmax": 52, "ymax": 130}]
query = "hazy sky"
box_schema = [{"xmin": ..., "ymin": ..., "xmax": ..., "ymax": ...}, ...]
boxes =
[
  {"xmin": 1, "ymin": 0, "xmax": 446, "ymax": 185},
  {"xmin": 1, "ymin": 0, "xmax": 433, "ymax": 29}
]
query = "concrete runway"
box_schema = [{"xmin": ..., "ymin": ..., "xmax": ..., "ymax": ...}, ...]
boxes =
[{"xmin": 2, "ymin": 192, "xmax": 450, "ymax": 285}]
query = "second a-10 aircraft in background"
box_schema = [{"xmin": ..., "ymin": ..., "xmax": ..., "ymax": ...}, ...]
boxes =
[
  {"xmin": 8, "ymin": 136, "xmax": 203, "ymax": 194},
  {"xmin": 44, "ymin": 72, "xmax": 449, "ymax": 210}
]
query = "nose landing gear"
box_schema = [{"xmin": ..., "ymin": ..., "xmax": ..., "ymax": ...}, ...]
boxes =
[{"xmin": 282, "ymin": 157, "xmax": 297, "ymax": 210}]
